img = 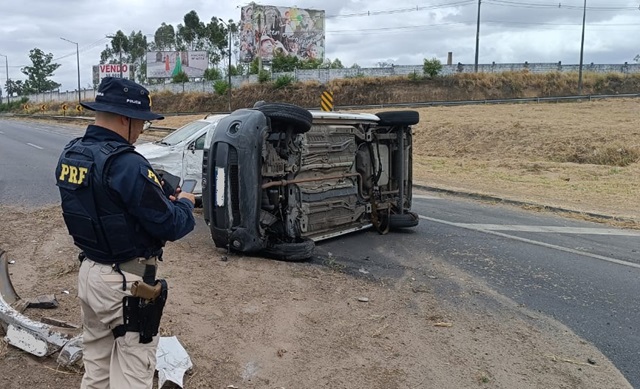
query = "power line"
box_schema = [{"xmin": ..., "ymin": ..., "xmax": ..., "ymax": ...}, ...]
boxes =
[
  {"xmin": 485, "ymin": 0, "xmax": 639, "ymax": 11},
  {"xmin": 326, "ymin": 1, "xmax": 476, "ymax": 19}
]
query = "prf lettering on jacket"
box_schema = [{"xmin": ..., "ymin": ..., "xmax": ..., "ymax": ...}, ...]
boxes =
[
  {"xmin": 59, "ymin": 164, "xmax": 88, "ymax": 184},
  {"xmin": 147, "ymin": 169, "xmax": 161, "ymax": 186}
]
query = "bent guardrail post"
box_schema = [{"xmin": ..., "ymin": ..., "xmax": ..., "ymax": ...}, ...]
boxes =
[{"xmin": 0, "ymin": 249, "xmax": 81, "ymax": 358}]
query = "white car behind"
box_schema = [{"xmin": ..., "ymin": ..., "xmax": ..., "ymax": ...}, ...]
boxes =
[{"xmin": 135, "ymin": 114, "xmax": 226, "ymax": 197}]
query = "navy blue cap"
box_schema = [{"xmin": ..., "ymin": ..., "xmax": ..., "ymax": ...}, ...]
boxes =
[{"xmin": 81, "ymin": 77, "xmax": 164, "ymax": 120}]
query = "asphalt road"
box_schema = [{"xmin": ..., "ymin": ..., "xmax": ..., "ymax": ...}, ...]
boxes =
[
  {"xmin": 4, "ymin": 119, "xmax": 640, "ymax": 386},
  {"xmin": 315, "ymin": 194, "xmax": 640, "ymax": 387},
  {"xmin": 0, "ymin": 119, "xmax": 82, "ymax": 206}
]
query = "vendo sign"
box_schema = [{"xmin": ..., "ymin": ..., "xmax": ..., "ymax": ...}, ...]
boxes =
[{"xmin": 98, "ymin": 63, "xmax": 131, "ymax": 80}]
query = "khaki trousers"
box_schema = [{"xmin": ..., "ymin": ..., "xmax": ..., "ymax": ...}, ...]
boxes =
[{"xmin": 78, "ymin": 259, "xmax": 158, "ymax": 389}]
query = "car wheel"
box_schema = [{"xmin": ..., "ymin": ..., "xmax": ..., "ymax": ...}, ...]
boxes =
[
  {"xmin": 254, "ymin": 102, "xmax": 313, "ymax": 134},
  {"xmin": 263, "ymin": 238, "xmax": 315, "ymax": 261},
  {"xmin": 388, "ymin": 211, "xmax": 419, "ymax": 229},
  {"xmin": 376, "ymin": 110, "xmax": 419, "ymax": 126}
]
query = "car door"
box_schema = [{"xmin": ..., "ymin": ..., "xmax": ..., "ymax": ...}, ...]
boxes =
[{"xmin": 181, "ymin": 132, "xmax": 207, "ymax": 194}]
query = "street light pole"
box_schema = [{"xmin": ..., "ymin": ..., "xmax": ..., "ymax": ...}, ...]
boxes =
[
  {"xmin": 61, "ymin": 37, "xmax": 82, "ymax": 105},
  {"xmin": 577, "ymin": 0, "xmax": 587, "ymax": 95},
  {"xmin": 474, "ymin": 0, "xmax": 482, "ymax": 72},
  {"xmin": 0, "ymin": 53, "xmax": 8, "ymax": 105},
  {"xmin": 219, "ymin": 18, "xmax": 233, "ymax": 112}
]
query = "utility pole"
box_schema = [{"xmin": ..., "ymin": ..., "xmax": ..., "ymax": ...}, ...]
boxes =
[
  {"xmin": 61, "ymin": 38, "xmax": 82, "ymax": 105},
  {"xmin": 0, "ymin": 53, "xmax": 8, "ymax": 105},
  {"xmin": 474, "ymin": 0, "xmax": 482, "ymax": 72},
  {"xmin": 219, "ymin": 18, "xmax": 233, "ymax": 112},
  {"xmin": 578, "ymin": 0, "xmax": 587, "ymax": 95}
]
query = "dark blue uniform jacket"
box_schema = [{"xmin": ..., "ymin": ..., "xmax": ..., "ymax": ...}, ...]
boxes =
[{"xmin": 56, "ymin": 125, "xmax": 195, "ymax": 263}]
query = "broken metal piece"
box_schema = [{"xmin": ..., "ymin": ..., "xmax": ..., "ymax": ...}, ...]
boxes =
[
  {"xmin": 0, "ymin": 249, "xmax": 81, "ymax": 357},
  {"xmin": 0, "ymin": 249, "xmax": 20, "ymax": 305},
  {"xmin": 57, "ymin": 335, "xmax": 84, "ymax": 367},
  {"xmin": 27, "ymin": 294, "xmax": 59, "ymax": 309},
  {"xmin": 41, "ymin": 317, "xmax": 80, "ymax": 329}
]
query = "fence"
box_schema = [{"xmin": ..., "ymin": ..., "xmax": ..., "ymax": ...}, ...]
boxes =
[{"xmin": 9, "ymin": 62, "xmax": 640, "ymax": 104}]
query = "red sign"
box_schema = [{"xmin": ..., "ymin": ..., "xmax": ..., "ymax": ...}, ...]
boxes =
[{"xmin": 99, "ymin": 64, "xmax": 131, "ymax": 80}]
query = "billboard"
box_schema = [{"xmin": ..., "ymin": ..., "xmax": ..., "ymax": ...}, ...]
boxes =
[
  {"xmin": 92, "ymin": 64, "xmax": 133, "ymax": 85},
  {"xmin": 239, "ymin": 5, "xmax": 325, "ymax": 62},
  {"xmin": 146, "ymin": 51, "xmax": 209, "ymax": 79}
]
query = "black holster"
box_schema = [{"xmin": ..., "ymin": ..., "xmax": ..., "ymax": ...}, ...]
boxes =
[{"xmin": 114, "ymin": 279, "xmax": 168, "ymax": 344}]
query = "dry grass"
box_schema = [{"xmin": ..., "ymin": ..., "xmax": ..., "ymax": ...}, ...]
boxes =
[{"xmin": 155, "ymin": 98, "xmax": 640, "ymax": 222}]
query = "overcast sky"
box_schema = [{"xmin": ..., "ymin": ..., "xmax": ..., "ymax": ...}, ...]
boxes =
[{"xmin": 2, "ymin": 0, "xmax": 639, "ymax": 93}]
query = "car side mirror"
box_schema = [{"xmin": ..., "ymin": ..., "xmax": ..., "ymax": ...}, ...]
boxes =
[{"xmin": 188, "ymin": 142, "xmax": 196, "ymax": 153}]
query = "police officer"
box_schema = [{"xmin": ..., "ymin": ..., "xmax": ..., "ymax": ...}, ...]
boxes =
[{"xmin": 55, "ymin": 77, "xmax": 196, "ymax": 389}]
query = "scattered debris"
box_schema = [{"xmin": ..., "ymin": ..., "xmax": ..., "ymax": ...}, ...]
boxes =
[
  {"xmin": 41, "ymin": 317, "xmax": 80, "ymax": 329},
  {"xmin": 434, "ymin": 322, "xmax": 453, "ymax": 328},
  {"xmin": 277, "ymin": 348, "xmax": 287, "ymax": 357},
  {"xmin": 8, "ymin": 260, "xmax": 15, "ymax": 264},
  {"xmin": 0, "ymin": 250, "xmax": 80, "ymax": 357},
  {"xmin": 157, "ymin": 336, "xmax": 193, "ymax": 388},
  {"xmin": 26, "ymin": 294, "xmax": 59, "ymax": 309},
  {"xmin": 358, "ymin": 267, "xmax": 369, "ymax": 274},
  {"xmin": 62, "ymin": 290, "xmax": 70, "ymax": 295},
  {"xmin": 588, "ymin": 358, "xmax": 597, "ymax": 365},
  {"xmin": 357, "ymin": 297, "xmax": 369, "ymax": 302},
  {"xmin": 547, "ymin": 354, "xmax": 598, "ymax": 367},
  {"xmin": 57, "ymin": 335, "xmax": 83, "ymax": 367},
  {"xmin": 411, "ymin": 284, "xmax": 430, "ymax": 293},
  {"xmin": 221, "ymin": 256, "xmax": 228, "ymax": 262}
]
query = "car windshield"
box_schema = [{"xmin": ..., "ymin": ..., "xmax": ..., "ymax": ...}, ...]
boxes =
[{"xmin": 160, "ymin": 121, "xmax": 210, "ymax": 146}]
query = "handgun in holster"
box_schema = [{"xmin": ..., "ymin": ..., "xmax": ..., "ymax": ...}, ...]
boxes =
[{"xmin": 120, "ymin": 279, "xmax": 168, "ymax": 344}]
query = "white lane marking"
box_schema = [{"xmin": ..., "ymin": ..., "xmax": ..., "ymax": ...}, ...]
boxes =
[
  {"xmin": 413, "ymin": 194, "xmax": 442, "ymax": 200},
  {"xmin": 454, "ymin": 224, "xmax": 640, "ymax": 236},
  {"xmin": 419, "ymin": 215, "xmax": 640, "ymax": 270},
  {"xmin": 27, "ymin": 143, "xmax": 43, "ymax": 150}
]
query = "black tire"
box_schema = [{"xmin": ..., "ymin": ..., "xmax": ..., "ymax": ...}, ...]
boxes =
[
  {"xmin": 388, "ymin": 211, "xmax": 419, "ymax": 229},
  {"xmin": 254, "ymin": 102, "xmax": 313, "ymax": 134},
  {"xmin": 263, "ymin": 238, "xmax": 315, "ymax": 261},
  {"xmin": 376, "ymin": 110, "xmax": 420, "ymax": 126}
]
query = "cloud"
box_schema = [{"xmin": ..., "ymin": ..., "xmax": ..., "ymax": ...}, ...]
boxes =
[{"xmin": 1, "ymin": 0, "xmax": 639, "ymax": 93}]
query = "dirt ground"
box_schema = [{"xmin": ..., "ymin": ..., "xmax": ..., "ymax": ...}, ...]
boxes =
[{"xmin": 0, "ymin": 99, "xmax": 637, "ymax": 388}]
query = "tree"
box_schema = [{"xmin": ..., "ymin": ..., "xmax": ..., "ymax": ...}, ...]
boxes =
[
  {"xmin": 100, "ymin": 30, "xmax": 148, "ymax": 82},
  {"xmin": 203, "ymin": 17, "xmax": 233, "ymax": 67},
  {"xmin": 152, "ymin": 23, "xmax": 176, "ymax": 51},
  {"xmin": 177, "ymin": 10, "xmax": 206, "ymax": 51},
  {"xmin": 5, "ymin": 79, "xmax": 26, "ymax": 96},
  {"xmin": 330, "ymin": 58, "xmax": 344, "ymax": 69},
  {"xmin": 172, "ymin": 70, "xmax": 190, "ymax": 83},
  {"xmin": 203, "ymin": 68, "xmax": 222, "ymax": 81},
  {"xmin": 229, "ymin": 64, "xmax": 245, "ymax": 76},
  {"xmin": 21, "ymin": 48, "xmax": 61, "ymax": 93},
  {"xmin": 423, "ymin": 57, "xmax": 443, "ymax": 78},
  {"xmin": 271, "ymin": 53, "xmax": 300, "ymax": 72}
]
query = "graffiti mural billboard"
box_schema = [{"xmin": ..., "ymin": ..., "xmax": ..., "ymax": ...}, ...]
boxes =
[{"xmin": 239, "ymin": 4, "xmax": 325, "ymax": 62}]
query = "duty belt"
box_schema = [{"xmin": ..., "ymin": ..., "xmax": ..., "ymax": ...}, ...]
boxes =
[
  {"xmin": 118, "ymin": 258, "xmax": 157, "ymax": 279},
  {"xmin": 113, "ymin": 258, "xmax": 157, "ymax": 290}
]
